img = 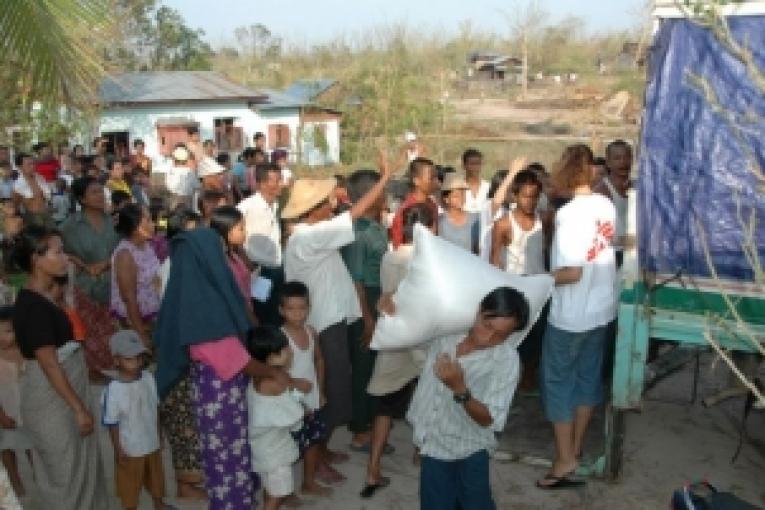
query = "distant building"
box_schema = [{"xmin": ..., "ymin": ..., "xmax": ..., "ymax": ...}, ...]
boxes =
[
  {"xmin": 466, "ymin": 51, "xmax": 523, "ymax": 82},
  {"xmin": 96, "ymin": 71, "xmax": 341, "ymax": 168}
]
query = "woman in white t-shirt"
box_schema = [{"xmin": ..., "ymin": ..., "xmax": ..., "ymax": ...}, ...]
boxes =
[{"xmin": 537, "ymin": 145, "xmax": 617, "ymax": 490}]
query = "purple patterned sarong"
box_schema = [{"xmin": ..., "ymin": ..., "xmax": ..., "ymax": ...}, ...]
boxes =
[{"xmin": 191, "ymin": 361, "xmax": 256, "ymax": 510}]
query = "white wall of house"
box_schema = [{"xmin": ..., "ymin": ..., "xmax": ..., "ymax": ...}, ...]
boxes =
[{"xmin": 98, "ymin": 102, "xmax": 341, "ymax": 168}]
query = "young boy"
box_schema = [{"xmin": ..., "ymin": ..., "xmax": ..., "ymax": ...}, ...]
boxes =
[
  {"xmin": 491, "ymin": 169, "xmax": 547, "ymax": 391},
  {"xmin": 102, "ymin": 330, "xmax": 171, "ymax": 510},
  {"xmin": 407, "ymin": 287, "xmax": 529, "ymax": 509},
  {"xmin": 390, "ymin": 157, "xmax": 440, "ymax": 248},
  {"xmin": 341, "ymin": 170, "xmax": 389, "ymax": 450},
  {"xmin": 279, "ymin": 282, "xmax": 332, "ymax": 498},
  {"xmin": 281, "ymin": 151, "xmax": 392, "ymax": 483}
]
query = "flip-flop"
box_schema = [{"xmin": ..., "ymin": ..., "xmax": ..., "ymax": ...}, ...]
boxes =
[
  {"xmin": 536, "ymin": 472, "xmax": 586, "ymax": 490},
  {"xmin": 349, "ymin": 443, "xmax": 396, "ymax": 455},
  {"xmin": 360, "ymin": 477, "xmax": 391, "ymax": 498}
]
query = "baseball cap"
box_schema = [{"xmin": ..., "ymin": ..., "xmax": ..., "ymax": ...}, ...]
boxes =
[{"xmin": 109, "ymin": 330, "xmax": 148, "ymax": 358}]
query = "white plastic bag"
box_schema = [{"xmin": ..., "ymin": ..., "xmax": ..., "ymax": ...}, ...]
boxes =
[{"xmin": 370, "ymin": 224, "xmax": 554, "ymax": 350}]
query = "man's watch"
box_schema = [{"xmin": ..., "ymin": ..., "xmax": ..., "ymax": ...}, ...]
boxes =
[{"xmin": 453, "ymin": 389, "xmax": 472, "ymax": 404}]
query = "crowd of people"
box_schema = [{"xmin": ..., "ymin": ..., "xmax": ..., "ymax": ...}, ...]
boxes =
[{"xmin": 0, "ymin": 130, "xmax": 633, "ymax": 510}]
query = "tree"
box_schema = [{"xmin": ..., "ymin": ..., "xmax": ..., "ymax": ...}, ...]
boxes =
[
  {"xmin": 0, "ymin": 0, "xmax": 108, "ymax": 106},
  {"xmin": 233, "ymin": 24, "xmax": 282, "ymax": 78},
  {"xmin": 502, "ymin": 0, "xmax": 547, "ymax": 98},
  {"xmin": 102, "ymin": 1, "xmax": 213, "ymax": 72},
  {"xmin": 0, "ymin": 0, "xmax": 109, "ymax": 146}
]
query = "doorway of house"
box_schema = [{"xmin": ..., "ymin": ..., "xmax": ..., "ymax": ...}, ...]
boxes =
[{"xmin": 101, "ymin": 131, "xmax": 130, "ymax": 159}]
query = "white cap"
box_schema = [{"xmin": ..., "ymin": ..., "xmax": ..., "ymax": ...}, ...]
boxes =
[{"xmin": 404, "ymin": 131, "xmax": 417, "ymax": 142}]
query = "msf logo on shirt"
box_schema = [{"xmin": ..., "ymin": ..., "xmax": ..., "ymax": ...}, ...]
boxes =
[{"xmin": 586, "ymin": 220, "xmax": 615, "ymax": 262}]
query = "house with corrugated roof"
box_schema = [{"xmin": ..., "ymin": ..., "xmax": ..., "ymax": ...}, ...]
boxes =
[{"xmin": 96, "ymin": 71, "xmax": 341, "ymax": 167}]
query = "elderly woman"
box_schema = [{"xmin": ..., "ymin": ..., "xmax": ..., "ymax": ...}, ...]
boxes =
[
  {"xmin": 155, "ymin": 227, "xmax": 306, "ymax": 510},
  {"xmin": 11, "ymin": 225, "xmax": 108, "ymax": 508},
  {"xmin": 111, "ymin": 203, "xmax": 161, "ymax": 347},
  {"xmin": 60, "ymin": 176, "xmax": 120, "ymax": 374}
]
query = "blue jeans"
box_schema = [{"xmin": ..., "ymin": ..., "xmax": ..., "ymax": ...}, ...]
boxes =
[
  {"xmin": 540, "ymin": 323, "xmax": 607, "ymax": 423},
  {"xmin": 420, "ymin": 450, "xmax": 495, "ymax": 510}
]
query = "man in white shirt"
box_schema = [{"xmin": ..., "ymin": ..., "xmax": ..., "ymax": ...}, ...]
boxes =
[
  {"xmin": 12, "ymin": 153, "xmax": 51, "ymax": 226},
  {"xmin": 164, "ymin": 145, "xmax": 197, "ymax": 211},
  {"xmin": 237, "ymin": 163, "xmax": 283, "ymax": 325},
  {"xmin": 462, "ymin": 148, "xmax": 490, "ymax": 214},
  {"xmin": 282, "ymin": 155, "xmax": 391, "ymax": 476},
  {"xmin": 407, "ymin": 287, "xmax": 529, "ymax": 509}
]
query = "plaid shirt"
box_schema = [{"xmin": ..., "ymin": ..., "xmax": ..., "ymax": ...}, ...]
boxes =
[{"xmin": 407, "ymin": 333, "xmax": 520, "ymax": 461}]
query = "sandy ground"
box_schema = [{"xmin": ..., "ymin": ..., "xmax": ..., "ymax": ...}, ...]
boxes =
[{"xmin": 13, "ymin": 352, "xmax": 765, "ymax": 509}]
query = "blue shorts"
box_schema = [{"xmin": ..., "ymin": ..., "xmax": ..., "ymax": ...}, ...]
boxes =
[{"xmin": 540, "ymin": 323, "xmax": 607, "ymax": 423}]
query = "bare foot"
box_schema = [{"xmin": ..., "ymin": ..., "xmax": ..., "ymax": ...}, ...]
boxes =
[
  {"xmin": 316, "ymin": 463, "xmax": 346, "ymax": 485},
  {"xmin": 301, "ymin": 482, "xmax": 333, "ymax": 497},
  {"xmin": 323, "ymin": 449, "xmax": 350, "ymax": 464}
]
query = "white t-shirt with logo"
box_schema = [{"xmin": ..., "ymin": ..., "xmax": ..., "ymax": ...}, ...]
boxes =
[
  {"xmin": 101, "ymin": 371, "xmax": 160, "ymax": 457},
  {"xmin": 549, "ymin": 193, "xmax": 617, "ymax": 332}
]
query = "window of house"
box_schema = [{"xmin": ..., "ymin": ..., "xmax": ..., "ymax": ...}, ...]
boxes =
[
  {"xmin": 214, "ymin": 118, "xmax": 243, "ymax": 152},
  {"xmin": 268, "ymin": 124, "xmax": 290, "ymax": 149}
]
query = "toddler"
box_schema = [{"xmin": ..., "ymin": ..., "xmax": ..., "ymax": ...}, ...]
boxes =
[
  {"xmin": 246, "ymin": 326, "xmax": 308, "ymax": 510},
  {"xmin": 102, "ymin": 330, "xmax": 173, "ymax": 510}
]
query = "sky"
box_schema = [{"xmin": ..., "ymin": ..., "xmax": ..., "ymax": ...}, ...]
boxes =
[{"xmin": 163, "ymin": 0, "xmax": 645, "ymax": 48}]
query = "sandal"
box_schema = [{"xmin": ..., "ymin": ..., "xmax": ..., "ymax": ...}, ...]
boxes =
[
  {"xmin": 360, "ymin": 477, "xmax": 390, "ymax": 498},
  {"xmin": 536, "ymin": 471, "xmax": 586, "ymax": 490}
]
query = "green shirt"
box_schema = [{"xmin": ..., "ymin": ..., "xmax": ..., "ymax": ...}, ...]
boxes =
[
  {"xmin": 60, "ymin": 211, "xmax": 120, "ymax": 304},
  {"xmin": 342, "ymin": 216, "xmax": 388, "ymax": 288}
]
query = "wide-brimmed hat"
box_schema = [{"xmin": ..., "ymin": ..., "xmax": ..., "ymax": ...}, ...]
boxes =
[
  {"xmin": 197, "ymin": 157, "xmax": 226, "ymax": 178},
  {"xmin": 281, "ymin": 179, "xmax": 337, "ymax": 219},
  {"xmin": 442, "ymin": 173, "xmax": 469, "ymax": 191},
  {"xmin": 172, "ymin": 146, "xmax": 190, "ymax": 162}
]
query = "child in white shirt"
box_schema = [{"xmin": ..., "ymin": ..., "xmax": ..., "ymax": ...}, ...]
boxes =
[
  {"xmin": 279, "ymin": 282, "xmax": 331, "ymax": 497},
  {"xmin": 102, "ymin": 330, "xmax": 172, "ymax": 510},
  {"xmin": 246, "ymin": 326, "xmax": 307, "ymax": 510}
]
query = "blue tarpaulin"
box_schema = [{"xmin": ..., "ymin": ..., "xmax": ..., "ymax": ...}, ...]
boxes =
[{"xmin": 638, "ymin": 16, "xmax": 765, "ymax": 280}]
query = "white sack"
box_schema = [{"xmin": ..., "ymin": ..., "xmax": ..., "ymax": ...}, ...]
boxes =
[{"xmin": 370, "ymin": 224, "xmax": 554, "ymax": 350}]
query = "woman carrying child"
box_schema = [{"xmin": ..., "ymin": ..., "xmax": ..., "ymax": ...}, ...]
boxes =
[{"xmin": 155, "ymin": 227, "xmax": 310, "ymax": 510}]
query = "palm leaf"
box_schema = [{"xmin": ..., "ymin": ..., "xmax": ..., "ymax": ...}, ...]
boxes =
[{"xmin": 0, "ymin": 0, "xmax": 109, "ymax": 106}]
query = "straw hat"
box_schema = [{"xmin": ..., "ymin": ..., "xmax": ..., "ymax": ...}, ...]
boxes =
[
  {"xmin": 441, "ymin": 173, "xmax": 469, "ymax": 191},
  {"xmin": 281, "ymin": 179, "xmax": 337, "ymax": 219},
  {"xmin": 197, "ymin": 157, "xmax": 226, "ymax": 178},
  {"xmin": 172, "ymin": 146, "xmax": 190, "ymax": 162}
]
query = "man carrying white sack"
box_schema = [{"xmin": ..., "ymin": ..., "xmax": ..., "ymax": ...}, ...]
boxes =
[{"xmin": 406, "ymin": 286, "xmax": 529, "ymax": 510}]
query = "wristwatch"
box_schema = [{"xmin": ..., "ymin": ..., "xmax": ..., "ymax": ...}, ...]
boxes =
[{"xmin": 453, "ymin": 389, "xmax": 472, "ymax": 404}]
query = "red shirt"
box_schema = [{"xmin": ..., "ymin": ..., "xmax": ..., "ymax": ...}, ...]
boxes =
[
  {"xmin": 389, "ymin": 193, "xmax": 439, "ymax": 248},
  {"xmin": 35, "ymin": 158, "xmax": 60, "ymax": 182}
]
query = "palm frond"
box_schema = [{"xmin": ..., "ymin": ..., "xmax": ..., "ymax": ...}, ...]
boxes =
[{"xmin": 0, "ymin": 0, "xmax": 109, "ymax": 106}]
